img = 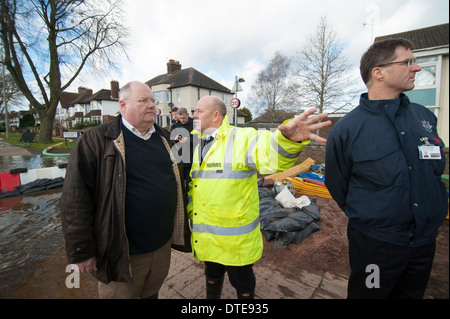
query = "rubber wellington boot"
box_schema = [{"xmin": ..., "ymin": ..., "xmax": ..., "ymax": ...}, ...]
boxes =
[{"xmin": 206, "ymin": 276, "xmax": 224, "ymax": 299}]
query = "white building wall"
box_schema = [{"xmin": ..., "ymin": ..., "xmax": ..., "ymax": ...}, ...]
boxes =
[
  {"xmin": 149, "ymin": 84, "xmax": 235, "ymax": 128},
  {"xmin": 101, "ymin": 100, "xmax": 120, "ymax": 116}
]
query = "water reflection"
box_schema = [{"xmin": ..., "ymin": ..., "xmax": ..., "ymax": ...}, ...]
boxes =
[
  {"xmin": 0, "ymin": 189, "xmax": 63, "ymax": 298},
  {"xmin": 0, "ymin": 154, "xmax": 67, "ymax": 298},
  {"xmin": 0, "ymin": 154, "xmax": 68, "ymax": 173}
]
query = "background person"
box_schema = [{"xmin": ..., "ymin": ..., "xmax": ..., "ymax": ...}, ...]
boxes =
[
  {"xmin": 170, "ymin": 107, "xmax": 179, "ymax": 130},
  {"xmin": 172, "ymin": 107, "xmax": 194, "ymax": 190}
]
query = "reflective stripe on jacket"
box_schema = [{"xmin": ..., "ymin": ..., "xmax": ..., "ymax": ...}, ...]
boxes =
[{"xmin": 187, "ymin": 116, "xmax": 309, "ymax": 266}]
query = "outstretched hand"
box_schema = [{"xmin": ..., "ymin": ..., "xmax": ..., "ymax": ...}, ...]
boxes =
[{"xmin": 278, "ymin": 108, "xmax": 331, "ymax": 143}]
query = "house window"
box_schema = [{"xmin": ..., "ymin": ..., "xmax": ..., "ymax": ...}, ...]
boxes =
[
  {"xmin": 405, "ymin": 55, "xmax": 441, "ymax": 117},
  {"xmin": 92, "ymin": 101, "xmax": 102, "ymax": 110},
  {"xmin": 156, "ymin": 115, "xmax": 163, "ymax": 126},
  {"xmin": 216, "ymin": 92, "xmax": 227, "ymax": 104},
  {"xmin": 154, "ymin": 91, "xmax": 163, "ymax": 103},
  {"xmin": 415, "ymin": 56, "xmax": 438, "ymax": 86},
  {"xmin": 177, "ymin": 90, "xmax": 181, "ymax": 102},
  {"xmin": 91, "ymin": 116, "xmax": 102, "ymax": 124},
  {"xmin": 165, "ymin": 91, "xmax": 171, "ymax": 103}
]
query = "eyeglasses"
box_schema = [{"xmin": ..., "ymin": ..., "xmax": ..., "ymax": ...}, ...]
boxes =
[
  {"xmin": 125, "ymin": 98, "xmax": 156, "ymax": 105},
  {"xmin": 376, "ymin": 58, "xmax": 417, "ymax": 68}
]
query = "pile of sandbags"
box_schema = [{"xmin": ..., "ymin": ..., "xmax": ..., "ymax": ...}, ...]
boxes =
[
  {"xmin": 258, "ymin": 185, "xmax": 321, "ymax": 248},
  {"xmin": 257, "ymin": 158, "xmax": 332, "ymax": 248}
]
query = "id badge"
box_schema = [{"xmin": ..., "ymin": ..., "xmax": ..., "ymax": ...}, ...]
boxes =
[{"xmin": 418, "ymin": 145, "xmax": 442, "ymax": 160}]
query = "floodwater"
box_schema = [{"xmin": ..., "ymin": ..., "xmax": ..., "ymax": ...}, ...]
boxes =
[
  {"xmin": 0, "ymin": 154, "xmax": 68, "ymax": 298},
  {"xmin": 0, "ymin": 154, "xmax": 68, "ymax": 173}
]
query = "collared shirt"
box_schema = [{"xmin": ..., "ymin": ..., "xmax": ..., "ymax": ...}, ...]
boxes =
[
  {"xmin": 121, "ymin": 117, "xmax": 155, "ymax": 140},
  {"xmin": 201, "ymin": 127, "xmax": 219, "ymax": 160},
  {"xmin": 206, "ymin": 127, "xmax": 220, "ymax": 141}
]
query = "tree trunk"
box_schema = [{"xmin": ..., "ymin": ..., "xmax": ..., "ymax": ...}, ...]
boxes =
[
  {"xmin": 37, "ymin": 103, "xmax": 57, "ymax": 143},
  {"xmin": 38, "ymin": 112, "xmax": 52, "ymax": 143}
]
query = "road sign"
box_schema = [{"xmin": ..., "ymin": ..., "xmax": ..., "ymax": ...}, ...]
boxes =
[
  {"xmin": 63, "ymin": 131, "xmax": 81, "ymax": 138},
  {"xmin": 156, "ymin": 108, "xmax": 161, "ymax": 116},
  {"xmin": 230, "ymin": 98, "xmax": 240, "ymax": 109},
  {"xmin": 231, "ymin": 82, "xmax": 243, "ymax": 93}
]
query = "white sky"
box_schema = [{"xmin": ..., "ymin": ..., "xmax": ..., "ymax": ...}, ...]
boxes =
[{"xmin": 70, "ymin": 0, "xmax": 449, "ymax": 113}]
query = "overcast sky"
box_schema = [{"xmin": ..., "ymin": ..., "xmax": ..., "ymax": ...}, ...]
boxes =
[{"xmin": 71, "ymin": 0, "xmax": 449, "ymax": 113}]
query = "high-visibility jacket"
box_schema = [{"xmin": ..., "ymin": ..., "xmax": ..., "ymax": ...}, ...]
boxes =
[{"xmin": 187, "ymin": 116, "xmax": 309, "ymax": 266}]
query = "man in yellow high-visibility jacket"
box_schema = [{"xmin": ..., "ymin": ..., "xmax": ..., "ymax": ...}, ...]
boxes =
[{"xmin": 188, "ymin": 96, "xmax": 330, "ymax": 299}]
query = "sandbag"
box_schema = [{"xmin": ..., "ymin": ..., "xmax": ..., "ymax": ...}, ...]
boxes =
[
  {"xmin": 258, "ymin": 187, "xmax": 321, "ymax": 248},
  {"xmin": 273, "ymin": 223, "xmax": 322, "ymax": 249},
  {"xmin": 0, "ymin": 177, "xmax": 65, "ymax": 198},
  {"xmin": 264, "ymin": 211, "xmax": 315, "ymax": 233}
]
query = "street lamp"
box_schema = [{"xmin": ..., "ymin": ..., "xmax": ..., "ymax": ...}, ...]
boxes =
[{"xmin": 232, "ymin": 76, "xmax": 245, "ymax": 125}]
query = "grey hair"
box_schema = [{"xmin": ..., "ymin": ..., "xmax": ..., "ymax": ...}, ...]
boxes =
[
  {"xmin": 177, "ymin": 107, "xmax": 189, "ymax": 116},
  {"xmin": 119, "ymin": 81, "xmax": 149, "ymax": 101}
]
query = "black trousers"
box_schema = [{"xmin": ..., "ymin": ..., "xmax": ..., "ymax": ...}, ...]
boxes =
[
  {"xmin": 182, "ymin": 164, "xmax": 191, "ymax": 191},
  {"xmin": 347, "ymin": 224, "xmax": 436, "ymax": 299},
  {"xmin": 205, "ymin": 262, "xmax": 256, "ymax": 294}
]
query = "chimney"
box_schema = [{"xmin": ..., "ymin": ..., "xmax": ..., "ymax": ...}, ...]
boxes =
[
  {"xmin": 111, "ymin": 80, "xmax": 119, "ymax": 99},
  {"xmin": 167, "ymin": 59, "xmax": 182, "ymax": 74},
  {"xmin": 78, "ymin": 86, "xmax": 93, "ymax": 95}
]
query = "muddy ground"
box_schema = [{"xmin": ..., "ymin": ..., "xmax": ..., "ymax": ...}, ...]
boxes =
[
  {"xmin": 11, "ymin": 197, "xmax": 448, "ymax": 299},
  {"xmin": 259, "ymin": 198, "xmax": 449, "ymax": 299}
]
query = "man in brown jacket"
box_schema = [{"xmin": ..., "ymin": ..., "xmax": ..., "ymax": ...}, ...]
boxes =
[{"xmin": 61, "ymin": 81, "xmax": 190, "ymax": 299}]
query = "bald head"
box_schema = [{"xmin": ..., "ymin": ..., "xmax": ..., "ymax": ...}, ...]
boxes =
[
  {"xmin": 194, "ymin": 96, "xmax": 228, "ymax": 133},
  {"xmin": 199, "ymin": 96, "xmax": 227, "ymax": 117}
]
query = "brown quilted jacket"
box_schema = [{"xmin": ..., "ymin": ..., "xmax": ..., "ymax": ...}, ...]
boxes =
[{"xmin": 61, "ymin": 115, "xmax": 191, "ymax": 285}]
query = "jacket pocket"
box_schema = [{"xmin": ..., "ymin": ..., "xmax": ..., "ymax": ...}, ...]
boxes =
[{"xmin": 351, "ymin": 140, "xmax": 406, "ymax": 188}]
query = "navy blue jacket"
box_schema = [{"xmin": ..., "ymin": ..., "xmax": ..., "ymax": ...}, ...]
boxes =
[{"xmin": 325, "ymin": 93, "xmax": 447, "ymax": 247}]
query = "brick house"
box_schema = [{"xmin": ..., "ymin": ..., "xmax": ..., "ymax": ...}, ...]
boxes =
[{"xmin": 56, "ymin": 81, "xmax": 120, "ymax": 129}]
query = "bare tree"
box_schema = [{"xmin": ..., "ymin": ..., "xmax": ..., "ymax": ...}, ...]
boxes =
[
  {"xmin": 0, "ymin": 0, "xmax": 128, "ymax": 142},
  {"xmin": 294, "ymin": 16, "xmax": 360, "ymax": 114},
  {"xmin": 0, "ymin": 73, "xmax": 24, "ymax": 113},
  {"xmin": 248, "ymin": 51, "xmax": 300, "ymax": 122}
]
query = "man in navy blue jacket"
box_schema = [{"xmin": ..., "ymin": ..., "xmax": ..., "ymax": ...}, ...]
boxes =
[{"xmin": 325, "ymin": 38, "xmax": 447, "ymax": 299}]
